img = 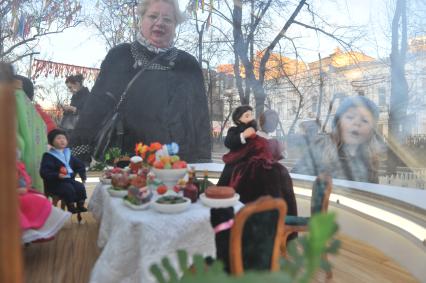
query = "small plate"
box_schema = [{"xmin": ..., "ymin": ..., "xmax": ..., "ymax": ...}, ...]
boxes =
[
  {"xmin": 152, "ymin": 197, "xmax": 191, "ymax": 214},
  {"xmin": 108, "ymin": 188, "xmax": 128, "ymax": 198},
  {"xmin": 123, "ymin": 199, "xmax": 151, "ymax": 210},
  {"xmin": 199, "ymin": 193, "xmax": 240, "ymax": 208},
  {"xmin": 99, "ymin": 177, "xmax": 112, "ymax": 185}
]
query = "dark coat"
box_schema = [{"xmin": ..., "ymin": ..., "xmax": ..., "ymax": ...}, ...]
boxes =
[
  {"xmin": 61, "ymin": 87, "xmax": 89, "ymax": 132},
  {"xmin": 70, "ymin": 86, "xmax": 90, "ymax": 114},
  {"xmin": 217, "ymin": 124, "xmax": 252, "ymax": 186},
  {"xmin": 70, "ymin": 43, "xmax": 212, "ymax": 163},
  {"xmin": 40, "ymin": 152, "xmax": 87, "ymax": 203}
]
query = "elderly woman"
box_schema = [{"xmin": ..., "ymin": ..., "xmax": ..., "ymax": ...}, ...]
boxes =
[{"xmin": 71, "ymin": 0, "xmax": 212, "ymax": 163}]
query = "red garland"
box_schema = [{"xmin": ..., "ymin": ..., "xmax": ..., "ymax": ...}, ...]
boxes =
[{"xmin": 31, "ymin": 59, "xmax": 100, "ymax": 81}]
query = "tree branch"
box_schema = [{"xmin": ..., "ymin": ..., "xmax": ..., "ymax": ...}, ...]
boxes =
[
  {"xmin": 259, "ymin": 0, "xmax": 306, "ymax": 86},
  {"xmin": 1, "ymin": 22, "xmax": 82, "ymax": 58}
]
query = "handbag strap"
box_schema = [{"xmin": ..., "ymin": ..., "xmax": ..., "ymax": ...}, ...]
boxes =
[{"xmin": 114, "ymin": 52, "xmax": 168, "ymax": 112}]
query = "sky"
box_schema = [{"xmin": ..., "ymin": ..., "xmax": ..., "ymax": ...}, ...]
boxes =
[{"xmin": 34, "ymin": 0, "xmax": 396, "ymax": 70}]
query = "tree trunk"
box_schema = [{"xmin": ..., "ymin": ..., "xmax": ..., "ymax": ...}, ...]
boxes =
[{"xmin": 388, "ymin": 0, "xmax": 409, "ymax": 174}]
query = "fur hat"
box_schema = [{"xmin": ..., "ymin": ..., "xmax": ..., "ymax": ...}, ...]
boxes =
[
  {"xmin": 232, "ymin": 105, "xmax": 253, "ymax": 125},
  {"xmin": 332, "ymin": 96, "xmax": 379, "ymax": 130},
  {"xmin": 48, "ymin": 128, "xmax": 67, "ymax": 146}
]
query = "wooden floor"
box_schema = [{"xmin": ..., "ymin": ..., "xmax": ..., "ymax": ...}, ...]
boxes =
[{"xmin": 23, "ymin": 186, "xmax": 419, "ymax": 283}]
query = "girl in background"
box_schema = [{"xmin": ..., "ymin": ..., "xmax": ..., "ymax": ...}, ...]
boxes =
[{"xmin": 292, "ymin": 96, "xmax": 382, "ymax": 183}]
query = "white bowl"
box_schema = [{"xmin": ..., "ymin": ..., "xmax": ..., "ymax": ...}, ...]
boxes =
[
  {"xmin": 199, "ymin": 193, "xmax": 240, "ymax": 208},
  {"xmin": 99, "ymin": 177, "xmax": 112, "ymax": 184},
  {"xmin": 123, "ymin": 199, "xmax": 151, "ymax": 210},
  {"xmin": 108, "ymin": 188, "xmax": 128, "ymax": 198},
  {"xmin": 151, "ymin": 168, "xmax": 187, "ymax": 188},
  {"xmin": 152, "ymin": 197, "xmax": 191, "ymax": 214}
]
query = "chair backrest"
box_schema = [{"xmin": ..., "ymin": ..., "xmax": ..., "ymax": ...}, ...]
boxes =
[
  {"xmin": 229, "ymin": 196, "xmax": 287, "ymax": 276},
  {"xmin": 310, "ymin": 173, "xmax": 332, "ymax": 215}
]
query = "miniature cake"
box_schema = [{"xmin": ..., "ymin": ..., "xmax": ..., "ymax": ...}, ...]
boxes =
[
  {"xmin": 129, "ymin": 156, "xmax": 143, "ymax": 174},
  {"xmin": 205, "ymin": 186, "xmax": 235, "ymax": 199}
]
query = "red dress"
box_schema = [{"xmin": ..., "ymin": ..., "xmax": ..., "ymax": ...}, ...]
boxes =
[
  {"xmin": 17, "ymin": 161, "xmax": 52, "ymax": 230},
  {"xmin": 222, "ymin": 136, "xmax": 298, "ymax": 217}
]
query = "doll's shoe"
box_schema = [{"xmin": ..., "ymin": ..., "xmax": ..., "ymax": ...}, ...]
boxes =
[
  {"xmin": 66, "ymin": 203, "xmax": 78, "ymax": 214},
  {"xmin": 77, "ymin": 201, "xmax": 88, "ymax": 212}
]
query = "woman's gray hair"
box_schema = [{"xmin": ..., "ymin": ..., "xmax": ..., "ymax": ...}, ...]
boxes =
[{"xmin": 137, "ymin": 0, "xmax": 185, "ymax": 25}]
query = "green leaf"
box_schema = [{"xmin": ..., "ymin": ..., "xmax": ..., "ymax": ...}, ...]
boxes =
[
  {"xmin": 177, "ymin": 249, "xmax": 188, "ymax": 273},
  {"xmin": 161, "ymin": 257, "xmax": 179, "ymax": 283},
  {"xmin": 150, "ymin": 264, "xmax": 166, "ymax": 283},
  {"xmin": 192, "ymin": 254, "xmax": 206, "ymax": 275}
]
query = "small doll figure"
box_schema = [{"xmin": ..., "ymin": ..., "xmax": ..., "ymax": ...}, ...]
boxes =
[
  {"xmin": 40, "ymin": 129, "xmax": 87, "ymax": 213},
  {"xmin": 257, "ymin": 109, "xmax": 287, "ymax": 159},
  {"xmin": 217, "ymin": 105, "xmax": 257, "ymax": 186}
]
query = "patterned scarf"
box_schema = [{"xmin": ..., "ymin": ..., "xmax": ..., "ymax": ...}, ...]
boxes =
[{"xmin": 131, "ymin": 33, "xmax": 178, "ymax": 70}]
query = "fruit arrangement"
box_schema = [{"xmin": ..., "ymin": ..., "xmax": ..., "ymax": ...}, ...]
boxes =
[
  {"xmin": 134, "ymin": 141, "xmax": 187, "ymax": 169},
  {"xmin": 111, "ymin": 172, "xmax": 130, "ymax": 190},
  {"xmin": 152, "ymin": 155, "xmax": 187, "ymax": 169}
]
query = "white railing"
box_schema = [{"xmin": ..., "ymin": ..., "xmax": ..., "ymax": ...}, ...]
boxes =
[{"xmin": 379, "ymin": 168, "xmax": 426, "ymax": 189}]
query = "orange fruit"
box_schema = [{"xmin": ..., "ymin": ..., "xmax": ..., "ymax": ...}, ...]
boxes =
[{"xmin": 157, "ymin": 185, "xmax": 168, "ymax": 195}]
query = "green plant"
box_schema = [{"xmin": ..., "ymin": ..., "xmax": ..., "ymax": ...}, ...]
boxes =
[
  {"xmin": 104, "ymin": 147, "xmax": 123, "ymax": 165},
  {"xmin": 90, "ymin": 161, "xmax": 107, "ymax": 171},
  {"xmin": 150, "ymin": 213, "xmax": 340, "ymax": 283}
]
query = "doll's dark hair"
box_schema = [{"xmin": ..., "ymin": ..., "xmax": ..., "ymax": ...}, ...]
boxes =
[
  {"xmin": 65, "ymin": 74, "xmax": 84, "ymax": 85},
  {"xmin": 232, "ymin": 105, "xmax": 253, "ymax": 125},
  {"xmin": 15, "ymin": 75, "xmax": 34, "ymax": 100},
  {"xmin": 48, "ymin": 128, "xmax": 68, "ymax": 146}
]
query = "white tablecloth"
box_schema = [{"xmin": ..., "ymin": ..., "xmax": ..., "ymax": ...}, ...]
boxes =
[{"xmin": 88, "ymin": 183, "xmax": 240, "ymax": 283}]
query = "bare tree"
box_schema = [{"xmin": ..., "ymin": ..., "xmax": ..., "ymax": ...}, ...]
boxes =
[
  {"xmin": 191, "ymin": 0, "xmax": 360, "ymax": 118},
  {"xmin": 0, "ymin": 0, "xmax": 83, "ymax": 63},
  {"xmin": 35, "ymin": 79, "xmax": 69, "ymax": 124},
  {"xmin": 89, "ymin": 0, "xmax": 139, "ymax": 49}
]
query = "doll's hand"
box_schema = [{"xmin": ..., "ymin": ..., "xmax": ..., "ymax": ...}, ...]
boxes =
[
  {"xmin": 59, "ymin": 173, "xmax": 67, "ymax": 179},
  {"xmin": 18, "ymin": 187, "xmax": 27, "ymax": 194},
  {"xmin": 243, "ymin": 127, "xmax": 256, "ymax": 139}
]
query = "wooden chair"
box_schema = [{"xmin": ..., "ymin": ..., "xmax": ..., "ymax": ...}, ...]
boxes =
[
  {"xmin": 44, "ymin": 181, "xmax": 84, "ymax": 223},
  {"xmin": 229, "ymin": 196, "xmax": 288, "ymax": 276},
  {"xmin": 281, "ymin": 173, "xmax": 333, "ymax": 278}
]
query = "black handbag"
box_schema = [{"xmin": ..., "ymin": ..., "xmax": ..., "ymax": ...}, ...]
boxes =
[
  {"xmin": 92, "ymin": 52, "xmax": 166, "ymax": 161},
  {"xmin": 60, "ymin": 113, "xmax": 79, "ymax": 131}
]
